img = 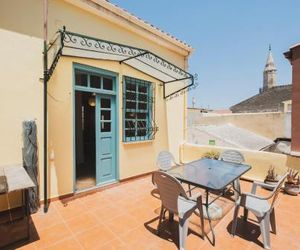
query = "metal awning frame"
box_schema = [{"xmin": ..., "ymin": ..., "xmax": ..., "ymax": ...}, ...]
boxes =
[{"xmin": 47, "ymin": 27, "xmax": 194, "ymax": 99}]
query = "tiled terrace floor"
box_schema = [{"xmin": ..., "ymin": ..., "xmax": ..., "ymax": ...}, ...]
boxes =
[{"xmin": 17, "ymin": 176, "xmax": 300, "ymax": 250}]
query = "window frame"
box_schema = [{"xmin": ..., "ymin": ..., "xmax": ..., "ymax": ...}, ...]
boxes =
[
  {"xmin": 74, "ymin": 69, "xmax": 115, "ymax": 93},
  {"xmin": 123, "ymin": 76, "xmax": 153, "ymax": 142}
]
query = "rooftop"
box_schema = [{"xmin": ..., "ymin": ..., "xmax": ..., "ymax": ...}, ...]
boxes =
[
  {"xmin": 230, "ymin": 85, "xmax": 292, "ymax": 113},
  {"xmin": 188, "ymin": 123, "xmax": 274, "ymax": 150},
  {"xmin": 14, "ymin": 175, "xmax": 300, "ymax": 250}
]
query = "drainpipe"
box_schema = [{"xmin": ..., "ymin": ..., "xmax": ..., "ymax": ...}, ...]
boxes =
[{"xmin": 43, "ymin": 0, "xmax": 49, "ymax": 213}]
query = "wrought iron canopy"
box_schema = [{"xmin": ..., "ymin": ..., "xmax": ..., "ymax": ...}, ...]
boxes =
[{"xmin": 47, "ymin": 27, "xmax": 194, "ymax": 98}]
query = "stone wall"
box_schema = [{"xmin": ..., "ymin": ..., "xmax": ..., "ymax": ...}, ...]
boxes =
[{"xmin": 188, "ymin": 110, "xmax": 291, "ymax": 140}]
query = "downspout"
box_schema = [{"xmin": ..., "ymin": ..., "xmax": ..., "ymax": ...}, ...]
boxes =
[{"xmin": 43, "ymin": 0, "xmax": 49, "ymax": 213}]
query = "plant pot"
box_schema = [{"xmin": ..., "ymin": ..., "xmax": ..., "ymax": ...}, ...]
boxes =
[
  {"xmin": 284, "ymin": 182, "xmax": 300, "ymax": 196},
  {"xmin": 264, "ymin": 179, "xmax": 278, "ymax": 190}
]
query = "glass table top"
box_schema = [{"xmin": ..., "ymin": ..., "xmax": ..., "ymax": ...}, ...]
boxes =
[{"xmin": 167, "ymin": 158, "xmax": 251, "ymax": 191}]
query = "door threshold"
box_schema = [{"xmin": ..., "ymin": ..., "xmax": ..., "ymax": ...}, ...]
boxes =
[{"xmin": 75, "ymin": 180, "xmax": 118, "ymax": 194}]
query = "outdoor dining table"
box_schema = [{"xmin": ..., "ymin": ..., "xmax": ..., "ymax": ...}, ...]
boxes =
[{"xmin": 167, "ymin": 158, "xmax": 251, "ymax": 245}]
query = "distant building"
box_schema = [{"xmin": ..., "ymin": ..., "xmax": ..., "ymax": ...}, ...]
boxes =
[
  {"xmin": 187, "ymin": 107, "xmax": 213, "ymax": 113},
  {"xmin": 230, "ymin": 47, "xmax": 292, "ymax": 113}
]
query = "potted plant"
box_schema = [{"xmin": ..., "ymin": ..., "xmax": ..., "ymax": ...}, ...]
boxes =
[
  {"xmin": 263, "ymin": 166, "xmax": 283, "ymax": 190},
  {"xmin": 202, "ymin": 151, "xmax": 220, "ymax": 160},
  {"xmin": 284, "ymin": 169, "xmax": 300, "ymax": 196},
  {"xmin": 264, "ymin": 166, "xmax": 279, "ymax": 186}
]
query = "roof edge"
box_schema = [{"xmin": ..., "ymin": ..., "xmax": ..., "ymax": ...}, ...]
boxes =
[
  {"xmin": 64, "ymin": 0, "xmax": 194, "ymax": 56},
  {"xmin": 284, "ymin": 42, "xmax": 300, "ymax": 64}
]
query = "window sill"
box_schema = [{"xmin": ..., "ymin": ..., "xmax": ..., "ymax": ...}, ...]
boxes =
[{"xmin": 122, "ymin": 139, "xmax": 154, "ymax": 145}]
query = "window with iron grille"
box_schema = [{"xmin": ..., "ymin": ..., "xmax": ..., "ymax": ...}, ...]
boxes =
[{"xmin": 123, "ymin": 76, "xmax": 155, "ymax": 142}]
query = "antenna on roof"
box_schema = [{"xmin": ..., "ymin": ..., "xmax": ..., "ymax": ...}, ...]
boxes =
[{"xmin": 269, "ymin": 44, "xmax": 271, "ymax": 51}]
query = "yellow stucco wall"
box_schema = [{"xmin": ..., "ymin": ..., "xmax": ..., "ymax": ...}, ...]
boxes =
[
  {"xmin": 0, "ymin": 28, "xmax": 44, "ymax": 210},
  {"xmin": 0, "ymin": 0, "xmax": 188, "ymax": 201},
  {"xmin": 180, "ymin": 143, "xmax": 300, "ymax": 182},
  {"xmin": 48, "ymin": 57, "xmax": 170, "ymax": 198}
]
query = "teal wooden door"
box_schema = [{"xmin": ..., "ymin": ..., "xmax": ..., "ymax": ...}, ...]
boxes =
[{"xmin": 96, "ymin": 94, "xmax": 116, "ymax": 184}]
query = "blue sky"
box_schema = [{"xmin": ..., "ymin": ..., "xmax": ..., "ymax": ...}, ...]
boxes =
[{"xmin": 112, "ymin": 0, "xmax": 300, "ymax": 109}]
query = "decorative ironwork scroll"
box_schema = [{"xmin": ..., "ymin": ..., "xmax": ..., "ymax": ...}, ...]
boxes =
[{"xmin": 47, "ymin": 27, "xmax": 194, "ymax": 98}]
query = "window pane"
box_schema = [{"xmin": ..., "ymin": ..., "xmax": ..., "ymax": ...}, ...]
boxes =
[
  {"xmin": 137, "ymin": 129, "xmax": 147, "ymax": 136},
  {"xmin": 126, "ymin": 82, "xmax": 136, "ymax": 91},
  {"xmin": 125, "ymin": 120, "xmax": 135, "ymax": 129},
  {"xmin": 103, "ymin": 77, "xmax": 113, "ymax": 90},
  {"xmin": 90, "ymin": 75, "xmax": 101, "ymax": 88},
  {"xmin": 138, "ymin": 103, "xmax": 147, "ymax": 110},
  {"xmin": 137, "ymin": 120, "xmax": 146, "ymax": 128},
  {"xmin": 101, "ymin": 98, "xmax": 111, "ymax": 108},
  {"xmin": 138, "ymin": 94, "xmax": 147, "ymax": 102},
  {"xmin": 101, "ymin": 122, "xmax": 111, "ymax": 132},
  {"xmin": 138, "ymin": 85, "xmax": 147, "ymax": 93},
  {"xmin": 101, "ymin": 110, "xmax": 111, "ymax": 121},
  {"xmin": 75, "ymin": 72, "xmax": 88, "ymax": 86},
  {"xmin": 136, "ymin": 113, "xmax": 146, "ymax": 119},
  {"xmin": 125, "ymin": 112, "xmax": 136, "ymax": 119},
  {"xmin": 125, "ymin": 129, "xmax": 135, "ymax": 138},
  {"xmin": 126, "ymin": 91, "xmax": 136, "ymax": 101},
  {"xmin": 126, "ymin": 100, "xmax": 136, "ymax": 109}
]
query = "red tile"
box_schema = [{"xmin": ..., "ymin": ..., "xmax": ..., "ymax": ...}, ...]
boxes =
[{"xmin": 77, "ymin": 225, "xmax": 117, "ymax": 249}]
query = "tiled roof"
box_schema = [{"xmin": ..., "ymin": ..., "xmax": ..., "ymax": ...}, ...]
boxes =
[
  {"xmin": 230, "ymin": 85, "xmax": 292, "ymax": 113},
  {"xmin": 188, "ymin": 123, "xmax": 274, "ymax": 150}
]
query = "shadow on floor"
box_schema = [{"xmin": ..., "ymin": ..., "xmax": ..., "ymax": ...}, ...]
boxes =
[
  {"xmin": 226, "ymin": 216, "xmax": 265, "ymax": 248},
  {"xmin": 144, "ymin": 215, "xmax": 204, "ymax": 249},
  {"xmin": 2, "ymin": 216, "xmax": 39, "ymax": 250}
]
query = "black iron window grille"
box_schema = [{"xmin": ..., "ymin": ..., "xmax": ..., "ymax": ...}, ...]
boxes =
[{"xmin": 123, "ymin": 76, "xmax": 158, "ymax": 142}]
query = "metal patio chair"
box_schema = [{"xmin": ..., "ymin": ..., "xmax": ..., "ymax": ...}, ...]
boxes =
[
  {"xmin": 231, "ymin": 172, "xmax": 288, "ymax": 250},
  {"xmin": 156, "ymin": 151, "xmax": 180, "ymax": 171},
  {"xmin": 155, "ymin": 151, "xmax": 193, "ymax": 196},
  {"xmin": 219, "ymin": 150, "xmax": 245, "ymax": 199},
  {"xmin": 153, "ymin": 171, "xmax": 204, "ymax": 250}
]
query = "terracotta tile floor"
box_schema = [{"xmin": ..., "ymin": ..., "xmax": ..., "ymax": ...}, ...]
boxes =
[{"xmin": 15, "ymin": 176, "xmax": 300, "ymax": 250}]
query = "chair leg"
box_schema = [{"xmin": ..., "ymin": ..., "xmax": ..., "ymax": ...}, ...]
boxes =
[
  {"xmin": 179, "ymin": 218, "xmax": 189, "ymax": 250},
  {"xmin": 198, "ymin": 204, "xmax": 205, "ymax": 238},
  {"xmin": 233, "ymin": 179, "xmax": 240, "ymax": 201},
  {"xmin": 243, "ymin": 208, "xmax": 249, "ymax": 221},
  {"xmin": 231, "ymin": 205, "xmax": 240, "ymax": 236},
  {"xmin": 188, "ymin": 184, "xmax": 192, "ymax": 196},
  {"xmin": 270, "ymin": 209, "xmax": 276, "ymax": 234},
  {"xmin": 259, "ymin": 214, "xmax": 271, "ymax": 250},
  {"xmin": 169, "ymin": 211, "xmax": 174, "ymax": 222},
  {"xmin": 163, "ymin": 209, "xmax": 167, "ymax": 219},
  {"xmin": 157, "ymin": 206, "xmax": 164, "ymax": 235}
]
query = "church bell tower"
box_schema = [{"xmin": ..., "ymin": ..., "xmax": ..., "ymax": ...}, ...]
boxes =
[{"xmin": 262, "ymin": 45, "xmax": 277, "ymax": 92}]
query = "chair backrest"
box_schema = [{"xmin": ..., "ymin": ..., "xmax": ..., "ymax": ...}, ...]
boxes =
[
  {"xmin": 152, "ymin": 171, "xmax": 188, "ymax": 214},
  {"xmin": 219, "ymin": 150, "xmax": 245, "ymax": 164},
  {"xmin": 156, "ymin": 151, "xmax": 177, "ymax": 171},
  {"xmin": 269, "ymin": 171, "xmax": 288, "ymax": 210}
]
